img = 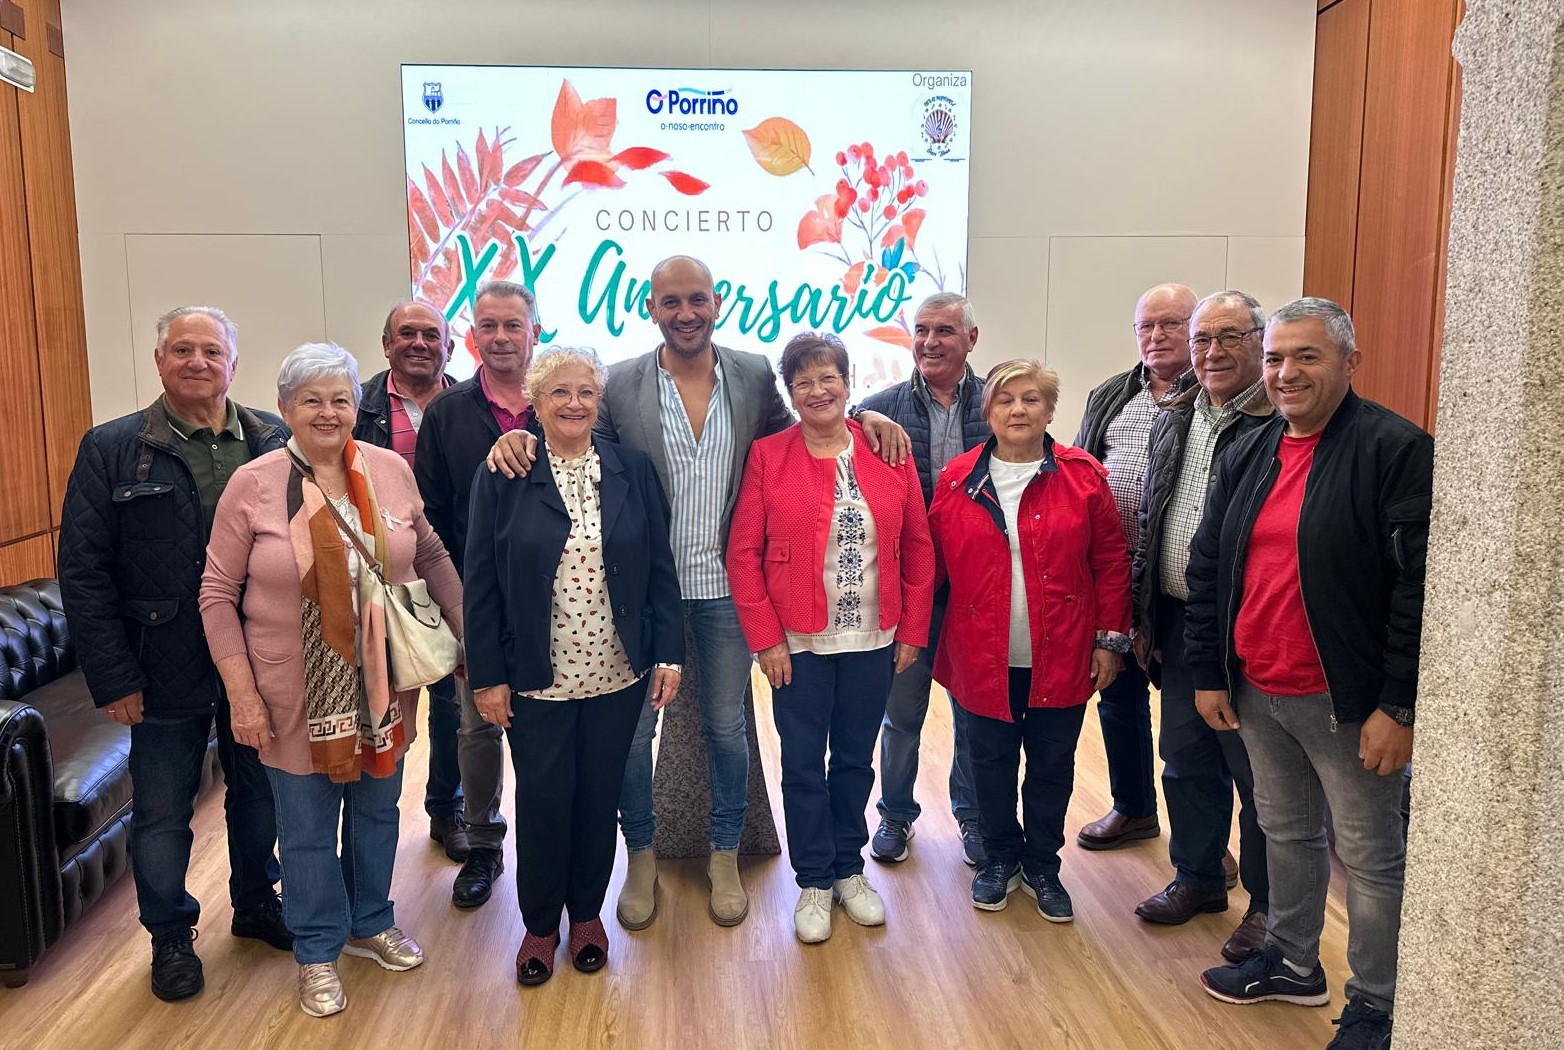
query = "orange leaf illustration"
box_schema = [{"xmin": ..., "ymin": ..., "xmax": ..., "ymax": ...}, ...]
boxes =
[
  {"xmin": 564, "ymin": 159, "xmax": 627, "ymax": 189},
  {"xmin": 843, "ymin": 261, "xmax": 866, "ymax": 296},
  {"xmin": 742, "ymin": 117, "xmax": 813, "ymax": 177},
  {"xmin": 880, "ymin": 223, "xmax": 903, "ymax": 249},
  {"xmin": 613, "ymin": 146, "xmax": 670, "ymax": 170},
  {"xmin": 661, "ymin": 171, "xmax": 710, "ymax": 196},
  {"xmin": 902, "ymin": 208, "xmax": 926, "ymax": 250},
  {"xmin": 551, "ymin": 80, "xmax": 617, "ymax": 160},
  {"xmin": 407, "ymin": 179, "xmax": 438, "ymax": 242},
  {"xmin": 865, "ymin": 325, "xmax": 911, "ymax": 350},
  {"xmin": 499, "ymin": 185, "xmax": 547, "ymax": 212},
  {"xmin": 504, "ymin": 153, "xmax": 546, "ymax": 187},
  {"xmin": 457, "ymin": 145, "xmax": 479, "ymax": 202},
  {"xmin": 423, "ymin": 165, "xmax": 454, "ymax": 226},
  {"xmin": 798, "ymin": 194, "xmax": 843, "ymax": 250}
]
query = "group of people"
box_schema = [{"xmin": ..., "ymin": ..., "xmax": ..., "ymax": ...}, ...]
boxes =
[{"xmin": 56, "ymin": 255, "xmax": 1428, "ymax": 1050}]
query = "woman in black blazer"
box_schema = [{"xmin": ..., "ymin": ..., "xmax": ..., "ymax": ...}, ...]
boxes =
[{"xmin": 465, "ymin": 346, "xmax": 684, "ymax": 987}]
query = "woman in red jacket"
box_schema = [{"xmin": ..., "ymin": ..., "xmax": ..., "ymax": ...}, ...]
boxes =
[
  {"xmin": 727, "ymin": 332, "xmax": 935, "ymax": 945},
  {"xmin": 929, "ymin": 359, "xmax": 1131, "ymax": 922}
]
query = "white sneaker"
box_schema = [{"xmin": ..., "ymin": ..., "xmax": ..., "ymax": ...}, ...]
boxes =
[
  {"xmin": 794, "ymin": 887, "xmax": 834, "ymax": 943},
  {"xmin": 833, "ymin": 874, "xmax": 886, "ymax": 926}
]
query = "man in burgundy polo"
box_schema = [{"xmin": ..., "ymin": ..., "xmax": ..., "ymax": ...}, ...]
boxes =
[{"xmin": 1184, "ymin": 297, "xmax": 1432, "ymax": 1050}]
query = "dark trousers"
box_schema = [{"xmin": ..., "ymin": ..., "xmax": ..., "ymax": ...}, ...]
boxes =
[
  {"xmin": 1095, "ymin": 656, "xmax": 1157, "ymax": 818},
  {"xmin": 128, "ymin": 699, "xmax": 281, "ymax": 938},
  {"xmin": 1157, "ymin": 595, "xmax": 1268, "ymax": 906},
  {"xmin": 772, "ymin": 645, "xmax": 894, "ymax": 889},
  {"xmin": 505, "ymin": 681, "xmax": 645, "ymax": 936},
  {"xmin": 422, "ymin": 673, "xmax": 464, "ymax": 820},
  {"xmin": 967, "ymin": 669, "xmax": 1088, "ymax": 877}
]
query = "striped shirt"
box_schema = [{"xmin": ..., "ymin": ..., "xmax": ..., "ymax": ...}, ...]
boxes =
[
  {"xmin": 658, "ymin": 359, "xmax": 736, "ymax": 600},
  {"xmin": 385, "ymin": 372, "xmax": 451, "ymax": 468}
]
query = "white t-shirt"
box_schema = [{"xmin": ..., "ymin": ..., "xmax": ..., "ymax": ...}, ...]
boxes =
[{"xmin": 988, "ymin": 457, "xmax": 1043, "ymax": 667}]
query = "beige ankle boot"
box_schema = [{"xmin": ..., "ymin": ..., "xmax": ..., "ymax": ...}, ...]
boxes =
[
  {"xmin": 616, "ymin": 848, "xmax": 659, "ymax": 930},
  {"xmin": 706, "ymin": 849, "xmax": 749, "ymax": 926}
]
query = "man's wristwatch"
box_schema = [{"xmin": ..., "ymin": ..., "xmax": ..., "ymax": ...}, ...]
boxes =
[{"xmin": 1379, "ymin": 703, "xmax": 1415, "ymax": 727}]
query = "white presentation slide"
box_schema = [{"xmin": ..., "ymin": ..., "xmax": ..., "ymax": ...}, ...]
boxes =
[{"xmin": 401, "ymin": 65, "xmax": 972, "ymax": 394}]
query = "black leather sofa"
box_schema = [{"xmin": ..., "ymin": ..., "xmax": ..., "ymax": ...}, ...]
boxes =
[{"xmin": 0, "ymin": 578, "xmax": 217, "ymax": 987}]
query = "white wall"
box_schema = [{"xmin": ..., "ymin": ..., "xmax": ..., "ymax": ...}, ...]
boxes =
[{"xmin": 62, "ymin": 0, "xmax": 1315, "ymax": 439}]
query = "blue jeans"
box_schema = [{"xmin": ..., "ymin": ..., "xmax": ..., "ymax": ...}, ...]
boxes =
[
  {"xmin": 1235, "ymin": 680, "xmax": 1406, "ymax": 1012},
  {"xmin": 128, "ymin": 701, "xmax": 280, "ymax": 938},
  {"xmin": 1096, "ymin": 657, "xmax": 1158, "ymax": 818},
  {"xmin": 876, "ymin": 596, "xmax": 981, "ymax": 825},
  {"xmin": 772, "ymin": 645, "xmax": 894, "ymax": 889},
  {"xmin": 422, "ymin": 673, "xmax": 464, "ymax": 820},
  {"xmin": 266, "ymin": 759, "xmax": 405, "ymax": 965},
  {"xmin": 619, "ymin": 596, "xmax": 751, "ymax": 853}
]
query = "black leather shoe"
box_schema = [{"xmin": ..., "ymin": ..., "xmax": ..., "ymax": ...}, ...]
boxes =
[
  {"xmin": 430, "ymin": 813, "xmax": 471, "ymax": 863},
  {"xmin": 150, "ymin": 928, "xmax": 204, "ymax": 1002},
  {"xmin": 452, "ymin": 848, "xmax": 504, "ymax": 909},
  {"xmin": 232, "ymin": 894, "xmax": 294, "ymax": 951}
]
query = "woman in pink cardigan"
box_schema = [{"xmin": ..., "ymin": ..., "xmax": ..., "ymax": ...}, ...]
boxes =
[
  {"xmin": 726, "ymin": 332, "xmax": 935, "ymax": 945},
  {"xmin": 199, "ymin": 343, "xmax": 463, "ymax": 1019}
]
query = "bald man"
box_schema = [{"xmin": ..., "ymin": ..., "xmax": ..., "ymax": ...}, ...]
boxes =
[{"xmin": 1073, "ymin": 283, "xmax": 1198, "ymax": 850}]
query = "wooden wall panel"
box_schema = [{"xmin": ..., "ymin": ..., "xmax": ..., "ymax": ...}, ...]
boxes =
[
  {"xmin": 0, "ymin": 73, "xmax": 51, "ymax": 545},
  {"xmin": 1347, "ymin": 0, "xmax": 1462, "ymax": 430},
  {"xmin": 1302, "ymin": 0, "xmax": 1370, "ymax": 312},
  {"xmin": 14, "ymin": 0, "xmax": 91, "ymax": 526},
  {"xmin": 0, "ymin": 534, "xmax": 56, "ymax": 588}
]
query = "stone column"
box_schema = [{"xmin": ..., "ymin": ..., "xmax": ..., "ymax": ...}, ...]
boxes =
[{"xmin": 1399, "ymin": 3, "xmax": 1564, "ymax": 1047}]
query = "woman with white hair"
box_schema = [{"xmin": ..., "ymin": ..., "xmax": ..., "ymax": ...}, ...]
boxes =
[{"xmin": 199, "ymin": 342, "xmax": 464, "ymax": 1018}]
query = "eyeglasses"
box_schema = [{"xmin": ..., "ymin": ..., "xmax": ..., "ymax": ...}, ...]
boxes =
[
  {"xmin": 1189, "ymin": 327, "xmax": 1262, "ymax": 354},
  {"xmin": 545, "ymin": 387, "xmax": 600, "ymax": 405},
  {"xmin": 789, "ymin": 373, "xmax": 845, "ymax": 395},
  {"xmin": 1132, "ymin": 318, "xmax": 1189, "ymax": 336}
]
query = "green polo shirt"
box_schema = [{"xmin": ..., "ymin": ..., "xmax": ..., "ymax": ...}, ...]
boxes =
[{"xmin": 164, "ymin": 397, "xmax": 251, "ymax": 532}]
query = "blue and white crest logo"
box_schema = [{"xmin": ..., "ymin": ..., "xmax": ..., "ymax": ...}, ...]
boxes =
[{"xmin": 422, "ymin": 82, "xmax": 444, "ymax": 114}]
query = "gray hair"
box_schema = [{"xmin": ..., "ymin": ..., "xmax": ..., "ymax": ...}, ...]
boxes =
[
  {"xmin": 474, "ymin": 280, "xmax": 537, "ymax": 322},
  {"xmin": 382, "ymin": 297, "xmax": 450, "ymax": 342},
  {"xmin": 526, "ymin": 346, "xmax": 608, "ymax": 405},
  {"xmin": 1267, "ymin": 296, "xmax": 1357, "ymax": 354},
  {"xmin": 277, "ymin": 342, "xmax": 362, "ymax": 409},
  {"xmin": 916, "ymin": 292, "xmax": 977, "ymax": 331},
  {"xmin": 1193, "ymin": 290, "xmax": 1265, "ymax": 329},
  {"xmin": 156, "ymin": 305, "xmax": 238, "ymax": 358}
]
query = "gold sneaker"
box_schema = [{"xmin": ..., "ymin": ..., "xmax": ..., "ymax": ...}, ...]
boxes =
[
  {"xmin": 343, "ymin": 926, "xmax": 425, "ymax": 971},
  {"xmin": 298, "ymin": 962, "xmax": 347, "ymax": 1018}
]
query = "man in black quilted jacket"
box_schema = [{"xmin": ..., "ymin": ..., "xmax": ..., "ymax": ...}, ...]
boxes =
[{"xmin": 57, "ymin": 306, "xmax": 292, "ymax": 1002}]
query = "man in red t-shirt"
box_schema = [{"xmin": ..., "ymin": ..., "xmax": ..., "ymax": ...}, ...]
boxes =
[{"xmin": 1183, "ymin": 298, "xmax": 1433, "ymax": 1050}]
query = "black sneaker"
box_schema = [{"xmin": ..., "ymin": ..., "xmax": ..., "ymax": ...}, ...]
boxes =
[
  {"xmin": 231, "ymin": 893, "xmax": 293, "ymax": 951},
  {"xmin": 958, "ymin": 819, "xmax": 987, "ymax": 868},
  {"xmin": 150, "ymin": 928, "xmax": 204, "ymax": 1002},
  {"xmin": 1326, "ymin": 997, "xmax": 1392, "ymax": 1050},
  {"xmin": 1200, "ymin": 943, "xmax": 1331, "ymax": 1006},
  {"xmin": 1020, "ymin": 869, "xmax": 1074, "ymax": 923},
  {"xmin": 870, "ymin": 818, "xmax": 914, "ymax": 863},
  {"xmin": 452, "ymin": 847, "xmax": 504, "ymax": 909},
  {"xmin": 970, "ymin": 858, "xmax": 1022, "ymax": 911}
]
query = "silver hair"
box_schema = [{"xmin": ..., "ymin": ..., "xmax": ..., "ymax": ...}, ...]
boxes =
[
  {"xmin": 1193, "ymin": 290, "xmax": 1265, "ymax": 329},
  {"xmin": 276, "ymin": 342, "xmax": 362, "ymax": 409},
  {"xmin": 526, "ymin": 346, "xmax": 608, "ymax": 405},
  {"xmin": 916, "ymin": 291, "xmax": 977, "ymax": 331},
  {"xmin": 156, "ymin": 305, "xmax": 238, "ymax": 358},
  {"xmin": 1267, "ymin": 296, "xmax": 1357, "ymax": 354},
  {"xmin": 381, "ymin": 297, "xmax": 450, "ymax": 342},
  {"xmin": 474, "ymin": 280, "xmax": 537, "ymax": 321}
]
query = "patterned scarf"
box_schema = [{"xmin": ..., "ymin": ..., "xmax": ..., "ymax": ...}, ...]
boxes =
[{"xmin": 286, "ymin": 437, "xmax": 403, "ymax": 782}]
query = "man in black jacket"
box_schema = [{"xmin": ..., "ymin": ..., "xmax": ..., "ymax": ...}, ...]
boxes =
[
  {"xmin": 57, "ymin": 306, "xmax": 292, "ymax": 1002},
  {"xmin": 1128, "ymin": 291, "xmax": 1273, "ymax": 964},
  {"xmin": 859, "ymin": 292, "xmax": 991, "ymax": 868},
  {"xmin": 415, "ymin": 280, "xmax": 540, "ymax": 909},
  {"xmin": 353, "ymin": 298, "xmax": 466, "ymax": 863},
  {"xmin": 1073, "ymin": 283, "xmax": 1198, "ymax": 849},
  {"xmin": 1188, "ymin": 298, "xmax": 1431, "ymax": 1050}
]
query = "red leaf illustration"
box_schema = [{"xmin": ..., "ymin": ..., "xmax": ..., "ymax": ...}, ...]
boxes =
[
  {"xmin": 407, "ymin": 179, "xmax": 439, "ymax": 242},
  {"xmin": 613, "ymin": 146, "xmax": 669, "ymax": 170},
  {"xmin": 476, "ymin": 129, "xmax": 491, "ymax": 182},
  {"xmin": 865, "ymin": 325, "xmax": 911, "ymax": 350},
  {"xmin": 422, "ymin": 165, "xmax": 454, "ymax": 226},
  {"xmin": 499, "ymin": 185, "xmax": 547, "ymax": 213},
  {"xmin": 662, "ymin": 171, "xmax": 709, "ymax": 196},
  {"xmin": 551, "ymin": 80, "xmax": 617, "ymax": 160},
  {"xmin": 902, "ymin": 208, "xmax": 926, "ymax": 250},
  {"xmin": 880, "ymin": 223, "xmax": 903, "ymax": 249},
  {"xmin": 504, "ymin": 153, "xmax": 545, "ymax": 187},
  {"xmin": 843, "ymin": 261, "xmax": 866, "ymax": 296},
  {"xmin": 441, "ymin": 155, "xmax": 465, "ymax": 213},
  {"xmin": 408, "ymin": 212, "xmax": 430, "ymax": 276},
  {"xmin": 457, "ymin": 145, "xmax": 479, "ymax": 202},
  {"xmin": 798, "ymin": 194, "xmax": 843, "ymax": 250},
  {"xmin": 564, "ymin": 159, "xmax": 626, "ymax": 189}
]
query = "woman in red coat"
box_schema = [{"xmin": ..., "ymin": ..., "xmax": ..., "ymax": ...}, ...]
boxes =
[
  {"xmin": 727, "ymin": 333, "xmax": 935, "ymax": 945},
  {"xmin": 929, "ymin": 359, "xmax": 1131, "ymax": 922}
]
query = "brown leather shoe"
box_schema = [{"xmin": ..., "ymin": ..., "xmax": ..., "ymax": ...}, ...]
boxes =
[
  {"xmin": 1076, "ymin": 810, "xmax": 1160, "ymax": 851},
  {"xmin": 1220, "ymin": 909, "xmax": 1268, "ymax": 963},
  {"xmin": 1222, "ymin": 849, "xmax": 1239, "ymax": 890},
  {"xmin": 1134, "ymin": 880, "xmax": 1228, "ymax": 925}
]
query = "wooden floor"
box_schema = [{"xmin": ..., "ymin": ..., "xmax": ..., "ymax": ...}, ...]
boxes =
[{"xmin": 3, "ymin": 675, "xmax": 1351, "ymax": 1049}]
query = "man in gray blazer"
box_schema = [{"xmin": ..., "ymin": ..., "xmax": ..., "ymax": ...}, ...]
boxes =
[{"xmin": 487, "ymin": 255, "xmax": 907, "ymax": 931}]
